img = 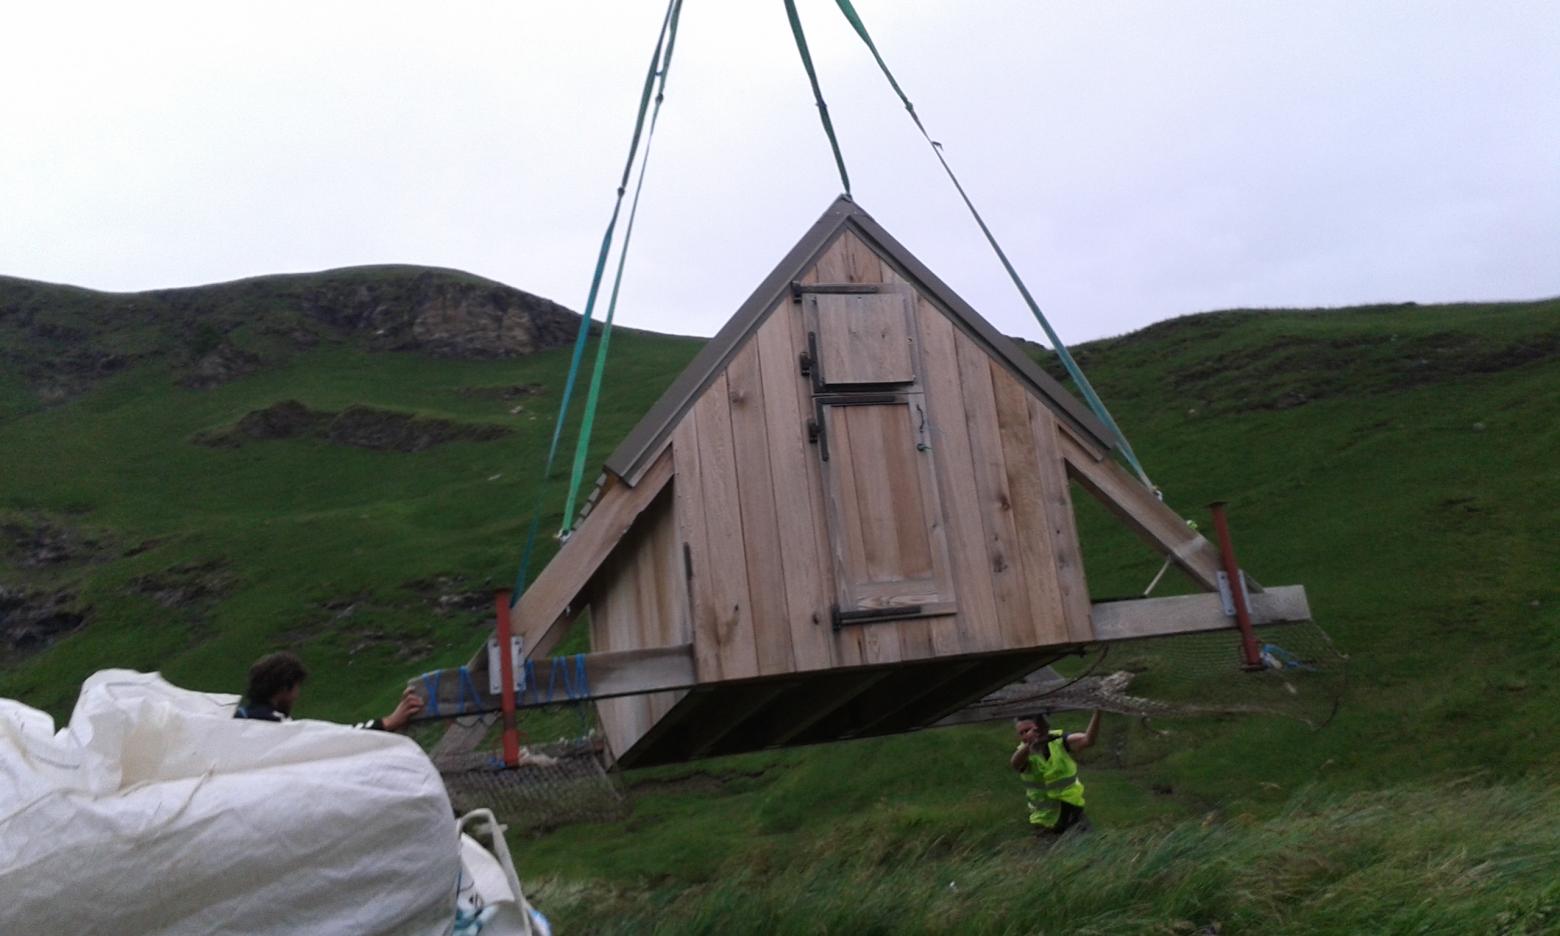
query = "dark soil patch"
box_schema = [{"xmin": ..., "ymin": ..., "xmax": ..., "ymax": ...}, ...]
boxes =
[
  {"xmin": 196, "ymin": 400, "xmax": 510, "ymax": 452},
  {"xmin": 126, "ymin": 559, "xmax": 235, "ymax": 610},
  {"xmin": 0, "ymin": 516, "xmax": 111, "ymax": 568},
  {"xmin": 403, "ymin": 575, "xmax": 493, "ymax": 618},
  {"xmin": 628, "ymin": 767, "xmax": 771, "ymax": 796},
  {"xmin": 0, "ymin": 585, "xmax": 88, "ymax": 659},
  {"xmin": 343, "ymin": 627, "xmax": 435, "ymax": 662},
  {"xmin": 458, "ymin": 383, "xmax": 544, "ymax": 400},
  {"xmin": 327, "ymin": 405, "xmax": 508, "ymax": 452},
  {"xmin": 271, "ymin": 592, "xmax": 440, "ymax": 663}
]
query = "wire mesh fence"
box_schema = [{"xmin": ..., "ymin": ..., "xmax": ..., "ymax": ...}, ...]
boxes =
[{"xmin": 426, "ymin": 709, "xmax": 629, "ymax": 834}]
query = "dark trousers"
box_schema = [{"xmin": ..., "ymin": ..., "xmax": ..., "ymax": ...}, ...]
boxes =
[{"xmin": 1033, "ymin": 801, "xmax": 1088, "ymax": 837}]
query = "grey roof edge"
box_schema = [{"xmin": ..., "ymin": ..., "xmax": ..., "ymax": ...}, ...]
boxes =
[
  {"xmin": 842, "ymin": 211, "xmax": 1116, "ymax": 453},
  {"xmin": 604, "ymin": 196, "xmax": 866, "ymax": 482},
  {"xmin": 604, "ymin": 195, "xmax": 1115, "ymax": 484}
]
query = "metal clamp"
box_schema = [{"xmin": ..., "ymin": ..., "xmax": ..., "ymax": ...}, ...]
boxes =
[{"xmin": 487, "ymin": 635, "xmax": 527, "ymax": 695}]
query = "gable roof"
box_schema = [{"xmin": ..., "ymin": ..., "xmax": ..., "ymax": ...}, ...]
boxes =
[{"xmin": 604, "ymin": 195, "xmax": 1116, "ymax": 484}]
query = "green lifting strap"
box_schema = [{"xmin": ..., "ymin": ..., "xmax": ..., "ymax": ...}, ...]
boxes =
[
  {"xmin": 509, "ymin": 0, "xmax": 684, "ymax": 602},
  {"xmin": 828, "ymin": 0, "xmax": 1154, "ymax": 489},
  {"xmin": 560, "ymin": 0, "xmax": 684, "ymax": 533},
  {"xmin": 783, "ymin": 0, "xmax": 852, "ymax": 195}
]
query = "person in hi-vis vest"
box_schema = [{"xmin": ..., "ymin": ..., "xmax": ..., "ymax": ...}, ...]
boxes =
[{"xmin": 1011, "ymin": 711, "xmax": 1101, "ymax": 835}]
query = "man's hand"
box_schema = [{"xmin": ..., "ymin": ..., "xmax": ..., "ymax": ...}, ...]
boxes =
[{"xmin": 381, "ymin": 686, "xmax": 426, "ymax": 733}]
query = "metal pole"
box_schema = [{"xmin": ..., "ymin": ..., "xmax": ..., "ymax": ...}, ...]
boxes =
[
  {"xmin": 1208, "ymin": 502, "xmax": 1263, "ymax": 670},
  {"xmin": 495, "ymin": 589, "xmax": 521, "ymax": 767}
]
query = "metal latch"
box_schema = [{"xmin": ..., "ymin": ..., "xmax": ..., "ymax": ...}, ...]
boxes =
[{"xmin": 831, "ymin": 604, "xmax": 924, "ymax": 632}]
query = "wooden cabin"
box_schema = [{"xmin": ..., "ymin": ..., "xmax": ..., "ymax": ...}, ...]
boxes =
[{"xmin": 427, "ymin": 196, "xmax": 1311, "ymax": 768}]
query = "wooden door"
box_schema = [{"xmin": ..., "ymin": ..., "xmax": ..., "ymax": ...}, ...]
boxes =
[{"xmin": 800, "ymin": 283, "xmax": 955, "ymax": 628}]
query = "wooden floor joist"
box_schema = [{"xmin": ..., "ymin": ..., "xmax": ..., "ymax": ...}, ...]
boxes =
[
  {"xmin": 882, "ymin": 652, "xmax": 1063, "ymax": 733},
  {"xmin": 761, "ymin": 670, "xmax": 896, "ymax": 748},
  {"xmin": 682, "ymin": 680, "xmax": 796, "ymax": 759}
]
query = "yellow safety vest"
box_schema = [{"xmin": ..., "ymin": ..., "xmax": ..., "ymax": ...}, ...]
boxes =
[{"xmin": 1020, "ymin": 730, "xmax": 1085, "ymax": 829}]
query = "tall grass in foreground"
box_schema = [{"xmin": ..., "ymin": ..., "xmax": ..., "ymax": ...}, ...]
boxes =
[{"xmin": 529, "ymin": 778, "xmax": 1559, "ymax": 935}]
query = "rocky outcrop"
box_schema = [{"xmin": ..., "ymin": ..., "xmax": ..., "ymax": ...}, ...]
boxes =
[
  {"xmin": 180, "ymin": 344, "xmax": 262, "ymax": 389},
  {"xmin": 295, "ymin": 270, "xmax": 584, "ymax": 359},
  {"xmin": 0, "ymin": 267, "xmax": 589, "ymax": 406}
]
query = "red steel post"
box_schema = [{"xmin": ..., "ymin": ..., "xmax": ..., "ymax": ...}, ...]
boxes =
[
  {"xmin": 1208, "ymin": 502, "xmax": 1263, "ymax": 670},
  {"xmin": 495, "ymin": 589, "xmax": 521, "ymax": 767}
]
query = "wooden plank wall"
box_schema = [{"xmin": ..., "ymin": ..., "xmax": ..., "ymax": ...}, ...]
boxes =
[
  {"xmin": 661, "ymin": 227, "xmax": 1092, "ymax": 702},
  {"xmin": 588, "ymin": 490, "xmax": 689, "ymax": 763}
]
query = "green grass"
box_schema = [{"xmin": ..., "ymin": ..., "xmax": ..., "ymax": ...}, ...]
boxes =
[
  {"xmin": 528, "ymin": 778, "xmax": 1560, "ymax": 935},
  {"xmin": 1, "ymin": 281, "xmax": 1556, "ymax": 933}
]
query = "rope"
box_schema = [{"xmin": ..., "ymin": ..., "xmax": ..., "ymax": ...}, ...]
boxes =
[
  {"xmin": 826, "ymin": 0, "xmax": 1153, "ymax": 488},
  {"xmin": 783, "ymin": 0, "xmax": 851, "ymax": 195},
  {"xmin": 422, "ymin": 671, "xmax": 442, "ymax": 719},
  {"xmin": 561, "ymin": 0, "xmax": 685, "ymax": 532},
  {"xmin": 457, "ymin": 666, "xmax": 484, "ymax": 715},
  {"xmin": 509, "ymin": 0, "xmax": 684, "ymax": 602}
]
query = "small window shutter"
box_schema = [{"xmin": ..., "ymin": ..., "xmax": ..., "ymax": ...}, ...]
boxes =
[{"xmin": 806, "ymin": 290, "xmax": 916, "ymax": 387}]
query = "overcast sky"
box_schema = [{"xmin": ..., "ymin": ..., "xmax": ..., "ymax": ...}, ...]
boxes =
[{"xmin": 3, "ymin": 1, "xmax": 1557, "ymax": 344}]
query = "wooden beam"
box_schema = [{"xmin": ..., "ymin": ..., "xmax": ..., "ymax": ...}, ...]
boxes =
[
  {"xmin": 1090, "ymin": 586, "xmax": 1311, "ymax": 642},
  {"xmin": 410, "ymin": 643, "xmax": 697, "ymax": 722},
  {"xmin": 513, "ymin": 446, "xmax": 675, "ymax": 662},
  {"xmin": 1058, "ymin": 432, "xmax": 1225, "ymax": 591}
]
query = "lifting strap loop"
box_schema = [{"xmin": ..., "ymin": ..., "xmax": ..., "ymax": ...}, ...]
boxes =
[
  {"xmin": 562, "ymin": 0, "xmax": 685, "ymax": 531},
  {"xmin": 783, "ymin": 0, "xmax": 852, "ymax": 195},
  {"xmin": 827, "ymin": 0, "xmax": 1153, "ymax": 488}
]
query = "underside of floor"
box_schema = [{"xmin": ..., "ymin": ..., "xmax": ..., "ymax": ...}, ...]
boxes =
[{"xmin": 614, "ymin": 648, "xmax": 1069, "ymax": 769}]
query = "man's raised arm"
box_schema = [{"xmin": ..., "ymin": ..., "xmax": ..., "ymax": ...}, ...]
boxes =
[{"xmin": 1067, "ymin": 710, "xmax": 1102, "ymax": 752}]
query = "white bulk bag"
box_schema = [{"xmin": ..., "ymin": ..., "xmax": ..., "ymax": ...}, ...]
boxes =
[{"xmin": 0, "ymin": 670, "xmax": 459, "ymax": 935}]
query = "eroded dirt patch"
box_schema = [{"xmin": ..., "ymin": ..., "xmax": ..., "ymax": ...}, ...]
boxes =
[
  {"xmin": 126, "ymin": 559, "xmax": 236, "ymax": 610},
  {"xmin": 0, "ymin": 516, "xmax": 111, "ymax": 568},
  {"xmin": 196, "ymin": 400, "xmax": 510, "ymax": 452},
  {"xmin": 458, "ymin": 383, "xmax": 543, "ymax": 401},
  {"xmin": 0, "ymin": 585, "xmax": 88, "ymax": 659}
]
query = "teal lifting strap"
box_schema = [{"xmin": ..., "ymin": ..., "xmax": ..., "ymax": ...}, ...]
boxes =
[
  {"xmin": 508, "ymin": 0, "xmax": 685, "ymax": 604},
  {"xmin": 561, "ymin": 0, "xmax": 685, "ymax": 532},
  {"xmin": 825, "ymin": 0, "xmax": 1154, "ymax": 489},
  {"xmin": 784, "ymin": 0, "xmax": 852, "ymax": 195}
]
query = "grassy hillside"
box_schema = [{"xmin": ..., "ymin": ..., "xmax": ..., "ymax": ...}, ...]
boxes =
[{"xmin": 2, "ymin": 278, "xmax": 1556, "ymax": 933}]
